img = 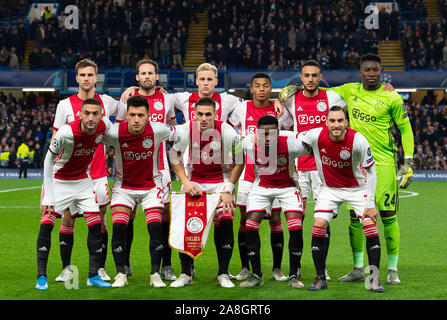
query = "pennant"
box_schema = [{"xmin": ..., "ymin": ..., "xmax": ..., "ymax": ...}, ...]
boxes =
[{"xmin": 169, "ymin": 191, "xmax": 221, "ymax": 258}]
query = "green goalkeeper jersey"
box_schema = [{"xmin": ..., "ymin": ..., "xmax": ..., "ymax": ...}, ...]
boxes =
[{"xmin": 331, "ymin": 83, "xmax": 410, "ymax": 167}]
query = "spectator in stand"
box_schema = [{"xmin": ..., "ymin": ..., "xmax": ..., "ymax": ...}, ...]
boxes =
[
  {"xmin": 160, "ymin": 37, "xmax": 171, "ymax": 68},
  {"xmin": 204, "ymin": 42, "xmax": 215, "ymax": 64},
  {"xmin": 346, "ymin": 47, "xmax": 360, "ymax": 69},
  {"xmin": 120, "ymin": 33, "xmax": 133, "ymax": 67},
  {"xmin": 171, "ymin": 36, "xmax": 183, "ymax": 68},
  {"xmin": 8, "ymin": 47, "xmax": 19, "ymax": 67},
  {"xmin": 0, "ymin": 46, "xmax": 9, "ymax": 67}
]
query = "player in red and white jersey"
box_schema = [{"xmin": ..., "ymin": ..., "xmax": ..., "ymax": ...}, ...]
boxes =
[
  {"xmin": 280, "ymin": 60, "xmax": 346, "ymax": 281},
  {"xmin": 228, "ymin": 72, "xmax": 293, "ymax": 281},
  {"xmin": 36, "ymin": 99, "xmax": 112, "ymax": 290},
  {"xmin": 240, "ymin": 115, "xmax": 310, "ymax": 288},
  {"xmin": 281, "ymin": 60, "xmax": 346, "ymax": 204},
  {"xmin": 169, "ymin": 97, "xmax": 244, "ymax": 288},
  {"xmin": 51, "ymin": 59, "xmax": 126, "ymax": 283},
  {"xmin": 118, "ymin": 58, "xmax": 178, "ymax": 281},
  {"xmin": 297, "ymin": 106, "xmax": 384, "ymax": 292},
  {"xmin": 100, "ymin": 95, "xmax": 173, "ymax": 288},
  {"xmin": 121, "ymin": 63, "xmax": 284, "ymax": 123},
  {"xmin": 172, "ymin": 63, "xmax": 242, "ymax": 122}
]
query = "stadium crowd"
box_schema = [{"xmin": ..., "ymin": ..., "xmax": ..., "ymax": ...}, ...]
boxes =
[
  {"xmin": 0, "ymin": 0, "xmax": 198, "ymax": 69},
  {"xmin": 0, "ymin": 91, "xmax": 56, "ymax": 169},
  {"xmin": 0, "ymin": 0, "xmax": 434, "ymax": 71},
  {"xmin": 0, "ymin": 0, "xmax": 446, "ymax": 171},
  {"xmin": 204, "ymin": 0, "xmax": 381, "ymax": 70},
  {"xmin": 0, "ymin": 89, "xmax": 446, "ymax": 172}
]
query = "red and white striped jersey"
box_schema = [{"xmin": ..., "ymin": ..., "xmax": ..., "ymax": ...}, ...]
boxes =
[
  {"xmin": 171, "ymin": 120, "xmax": 240, "ymax": 183},
  {"xmin": 298, "ymin": 127, "xmax": 375, "ymax": 188},
  {"xmin": 242, "ymin": 131, "xmax": 310, "ymax": 188},
  {"xmin": 129, "ymin": 88, "xmax": 176, "ymax": 171},
  {"xmin": 52, "ymin": 93, "xmax": 126, "ymax": 179},
  {"xmin": 228, "ymin": 100, "xmax": 292, "ymax": 136},
  {"xmin": 48, "ymin": 118, "xmax": 111, "ymax": 181},
  {"xmin": 173, "ymin": 91, "xmax": 242, "ymax": 122},
  {"xmin": 283, "ymin": 89, "xmax": 346, "ymax": 171},
  {"xmin": 228, "ymin": 100, "xmax": 293, "ymax": 182},
  {"xmin": 102, "ymin": 121, "xmax": 173, "ymax": 190}
]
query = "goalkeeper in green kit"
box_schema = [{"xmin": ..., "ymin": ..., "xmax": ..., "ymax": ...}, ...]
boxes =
[{"xmin": 281, "ymin": 53, "xmax": 414, "ymax": 284}]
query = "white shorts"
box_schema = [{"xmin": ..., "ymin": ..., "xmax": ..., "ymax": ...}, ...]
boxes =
[
  {"xmin": 237, "ymin": 179, "xmax": 280, "ymax": 210},
  {"xmin": 53, "ymin": 178, "xmax": 99, "ymax": 216},
  {"xmin": 247, "ymin": 186, "xmax": 303, "ymax": 216},
  {"xmin": 298, "ymin": 170, "xmax": 322, "ymax": 201},
  {"xmin": 111, "ymin": 183, "xmax": 164, "ymax": 212},
  {"xmin": 314, "ymin": 186, "xmax": 370, "ymax": 223},
  {"xmin": 92, "ymin": 176, "xmax": 110, "ymax": 207},
  {"xmin": 154, "ymin": 169, "xmax": 172, "ymax": 205}
]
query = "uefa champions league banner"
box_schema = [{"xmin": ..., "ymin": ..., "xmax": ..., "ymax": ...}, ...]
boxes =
[
  {"xmin": 228, "ymin": 70, "xmax": 447, "ymax": 89},
  {"xmin": 0, "ymin": 70, "xmax": 63, "ymax": 88},
  {"xmin": 412, "ymin": 170, "xmax": 447, "ymax": 181},
  {"xmin": 0, "ymin": 169, "xmax": 44, "ymax": 179},
  {"xmin": 2, "ymin": 69, "xmax": 447, "ymax": 89}
]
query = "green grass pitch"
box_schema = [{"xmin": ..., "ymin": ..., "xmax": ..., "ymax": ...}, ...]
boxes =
[{"xmin": 0, "ymin": 179, "xmax": 445, "ymax": 300}]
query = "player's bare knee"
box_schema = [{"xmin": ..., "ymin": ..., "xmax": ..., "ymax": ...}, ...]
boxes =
[
  {"xmin": 62, "ymin": 209, "xmax": 75, "ymax": 227},
  {"xmin": 314, "ymin": 217, "xmax": 329, "ymax": 228},
  {"xmin": 247, "ymin": 211, "xmax": 264, "ymax": 222}
]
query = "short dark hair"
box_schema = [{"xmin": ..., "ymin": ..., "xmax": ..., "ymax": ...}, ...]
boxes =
[
  {"xmin": 195, "ymin": 97, "xmax": 216, "ymax": 109},
  {"xmin": 136, "ymin": 58, "xmax": 159, "ymax": 74},
  {"xmin": 360, "ymin": 53, "xmax": 381, "ymax": 66},
  {"xmin": 258, "ymin": 114, "xmax": 278, "ymax": 128},
  {"xmin": 127, "ymin": 95, "xmax": 149, "ymax": 112},
  {"xmin": 327, "ymin": 105, "xmax": 348, "ymax": 119},
  {"xmin": 251, "ymin": 72, "xmax": 271, "ymax": 85},
  {"xmin": 81, "ymin": 98, "xmax": 102, "ymax": 110},
  {"xmin": 301, "ymin": 59, "xmax": 321, "ymax": 71}
]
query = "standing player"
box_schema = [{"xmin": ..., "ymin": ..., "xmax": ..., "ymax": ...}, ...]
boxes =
[
  {"xmin": 121, "ymin": 62, "xmax": 284, "ymax": 123},
  {"xmin": 36, "ymin": 99, "xmax": 112, "ymax": 290},
  {"xmin": 280, "ymin": 59, "xmax": 347, "ymax": 281},
  {"xmin": 240, "ymin": 115, "xmax": 310, "ymax": 288},
  {"xmin": 298, "ymin": 106, "xmax": 384, "ymax": 292},
  {"xmin": 51, "ymin": 59, "xmax": 125, "ymax": 282},
  {"xmin": 328, "ymin": 54, "xmax": 414, "ymax": 285},
  {"xmin": 228, "ymin": 72, "xmax": 293, "ymax": 281},
  {"xmin": 120, "ymin": 58, "xmax": 178, "ymax": 281},
  {"xmin": 101, "ymin": 95, "xmax": 174, "ymax": 288},
  {"xmin": 172, "ymin": 63, "xmax": 243, "ymax": 122},
  {"xmin": 169, "ymin": 97, "xmax": 244, "ymax": 288}
]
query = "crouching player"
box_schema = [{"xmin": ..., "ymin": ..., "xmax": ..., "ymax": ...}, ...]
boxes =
[
  {"xmin": 298, "ymin": 106, "xmax": 384, "ymax": 292},
  {"xmin": 241, "ymin": 115, "xmax": 311, "ymax": 288},
  {"xmin": 169, "ymin": 97, "xmax": 244, "ymax": 288},
  {"xmin": 37, "ymin": 98, "xmax": 112, "ymax": 290},
  {"xmin": 101, "ymin": 95, "xmax": 173, "ymax": 288}
]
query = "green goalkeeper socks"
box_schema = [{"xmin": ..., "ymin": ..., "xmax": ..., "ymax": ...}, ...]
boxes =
[
  {"xmin": 349, "ymin": 216, "xmax": 365, "ymax": 267},
  {"xmin": 381, "ymin": 215, "xmax": 400, "ymax": 269}
]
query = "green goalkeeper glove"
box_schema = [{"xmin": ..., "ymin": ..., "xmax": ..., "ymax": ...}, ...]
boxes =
[
  {"xmin": 396, "ymin": 156, "xmax": 414, "ymax": 189},
  {"xmin": 280, "ymin": 84, "xmax": 301, "ymax": 103}
]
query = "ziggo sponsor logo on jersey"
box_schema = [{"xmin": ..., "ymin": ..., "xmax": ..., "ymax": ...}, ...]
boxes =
[
  {"xmin": 123, "ymin": 150, "xmax": 153, "ymax": 161},
  {"xmin": 298, "ymin": 114, "xmax": 326, "ymax": 125},
  {"xmin": 321, "ymin": 155, "xmax": 350, "ymax": 168},
  {"xmin": 352, "ymin": 108, "xmax": 376, "ymax": 122},
  {"xmin": 150, "ymin": 113, "xmax": 164, "ymax": 122},
  {"xmin": 74, "ymin": 147, "xmax": 96, "ymax": 156}
]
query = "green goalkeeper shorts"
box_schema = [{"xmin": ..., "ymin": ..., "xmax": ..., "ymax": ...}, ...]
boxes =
[{"xmin": 346, "ymin": 165, "xmax": 398, "ymax": 213}]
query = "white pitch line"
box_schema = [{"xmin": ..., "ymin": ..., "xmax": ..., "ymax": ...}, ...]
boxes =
[
  {"xmin": 399, "ymin": 190, "xmax": 419, "ymax": 198},
  {"xmin": 0, "ymin": 186, "xmax": 41, "ymax": 193}
]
